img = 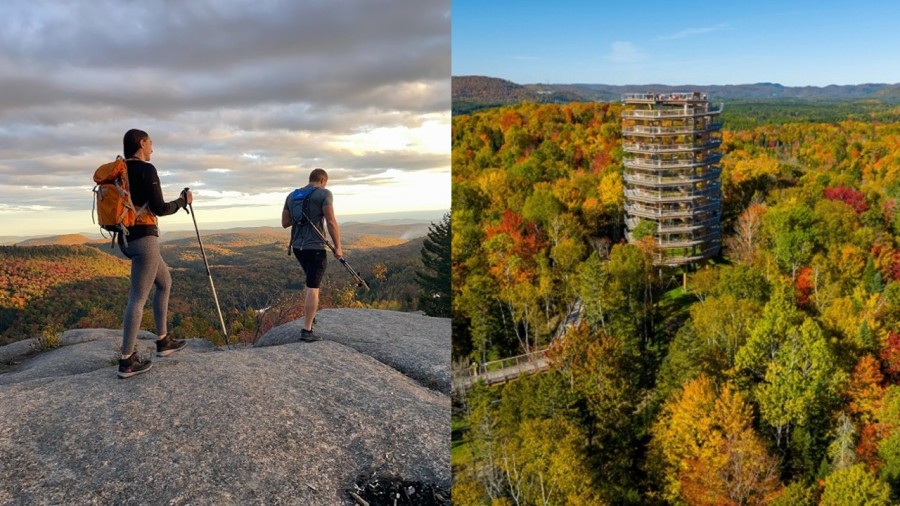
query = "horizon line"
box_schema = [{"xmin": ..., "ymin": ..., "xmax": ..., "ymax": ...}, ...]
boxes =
[
  {"xmin": 452, "ymin": 74, "xmax": 900, "ymax": 88},
  {"xmin": 1, "ymin": 208, "xmax": 450, "ymax": 244}
]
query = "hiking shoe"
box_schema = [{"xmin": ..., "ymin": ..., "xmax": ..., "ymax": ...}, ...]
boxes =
[
  {"xmin": 299, "ymin": 328, "xmax": 321, "ymax": 342},
  {"xmin": 156, "ymin": 335, "xmax": 187, "ymax": 357},
  {"xmin": 118, "ymin": 352, "xmax": 152, "ymax": 379}
]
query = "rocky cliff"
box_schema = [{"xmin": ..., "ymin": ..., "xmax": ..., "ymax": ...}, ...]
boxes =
[{"xmin": 0, "ymin": 308, "xmax": 450, "ymax": 505}]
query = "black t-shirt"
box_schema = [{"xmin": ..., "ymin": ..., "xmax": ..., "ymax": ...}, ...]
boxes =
[{"xmin": 124, "ymin": 159, "xmax": 185, "ymax": 240}]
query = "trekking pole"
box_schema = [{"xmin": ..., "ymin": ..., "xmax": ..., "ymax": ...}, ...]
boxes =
[
  {"xmin": 183, "ymin": 188, "xmax": 231, "ymax": 348},
  {"xmin": 306, "ymin": 218, "xmax": 370, "ymax": 291}
]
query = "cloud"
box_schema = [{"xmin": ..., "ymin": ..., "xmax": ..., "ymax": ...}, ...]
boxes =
[
  {"xmin": 0, "ymin": 0, "xmax": 450, "ymax": 235},
  {"xmin": 607, "ymin": 41, "xmax": 647, "ymax": 63},
  {"xmin": 656, "ymin": 23, "xmax": 728, "ymax": 41}
]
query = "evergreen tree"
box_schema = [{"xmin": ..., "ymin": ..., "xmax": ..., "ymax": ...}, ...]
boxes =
[
  {"xmin": 416, "ymin": 212, "xmax": 451, "ymax": 317},
  {"xmin": 863, "ymin": 258, "xmax": 884, "ymax": 294}
]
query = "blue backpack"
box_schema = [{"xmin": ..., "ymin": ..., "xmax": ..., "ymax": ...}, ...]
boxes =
[{"xmin": 289, "ymin": 186, "xmax": 318, "ymax": 225}]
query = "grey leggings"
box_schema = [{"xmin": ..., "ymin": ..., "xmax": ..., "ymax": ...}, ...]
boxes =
[{"xmin": 120, "ymin": 236, "xmax": 171, "ymax": 355}]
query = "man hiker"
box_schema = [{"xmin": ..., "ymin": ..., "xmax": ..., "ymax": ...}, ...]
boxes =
[
  {"xmin": 282, "ymin": 168, "xmax": 343, "ymax": 341},
  {"xmin": 117, "ymin": 129, "xmax": 191, "ymax": 378}
]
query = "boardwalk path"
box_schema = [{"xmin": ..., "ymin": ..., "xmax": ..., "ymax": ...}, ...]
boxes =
[{"xmin": 457, "ymin": 349, "xmax": 550, "ymax": 390}]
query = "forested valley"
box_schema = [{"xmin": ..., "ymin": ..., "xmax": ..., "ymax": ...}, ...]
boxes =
[
  {"xmin": 0, "ymin": 225, "xmax": 433, "ymax": 347},
  {"xmin": 451, "ymin": 100, "xmax": 900, "ymax": 504}
]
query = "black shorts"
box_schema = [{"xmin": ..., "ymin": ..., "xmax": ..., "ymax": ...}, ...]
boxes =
[{"xmin": 293, "ymin": 249, "xmax": 328, "ymax": 288}]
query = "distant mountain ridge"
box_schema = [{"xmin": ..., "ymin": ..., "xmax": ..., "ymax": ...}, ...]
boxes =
[
  {"xmin": 452, "ymin": 75, "xmax": 900, "ymax": 114},
  {"xmin": 8, "ymin": 221, "xmax": 432, "ymax": 248},
  {"xmin": 452, "ymin": 75, "xmax": 584, "ymax": 113},
  {"xmin": 15, "ymin": 234, "xmax": 95, "ymax": 247}
]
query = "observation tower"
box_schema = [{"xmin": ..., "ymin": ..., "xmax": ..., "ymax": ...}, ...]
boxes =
[{"xmin": 621, "ymin": 92, "xmax": 723, "ymax": 265}]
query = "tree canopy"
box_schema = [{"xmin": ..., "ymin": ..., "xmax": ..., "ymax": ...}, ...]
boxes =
[{"xmin": 452, "ymin": 100, "xmax": 900, "ymax": 504}]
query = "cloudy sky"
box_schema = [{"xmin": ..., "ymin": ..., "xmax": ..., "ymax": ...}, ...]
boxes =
[{"xmin": 0, "ymin": 0, "xmax": 450, "ymax": 237}]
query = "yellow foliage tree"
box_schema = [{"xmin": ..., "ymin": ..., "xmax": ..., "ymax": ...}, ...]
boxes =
[{"xmin": 651, "ymin": 376, "xmax": 781, "ymax": 505}]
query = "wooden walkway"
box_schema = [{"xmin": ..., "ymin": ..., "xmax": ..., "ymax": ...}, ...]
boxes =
[
  {"xmin": 457, "ymin": 349, "xmax": 550, "ymax": 390},
  {"xmin": 454, "ymin": 300, "xmax": 585, "ymax": 392}
]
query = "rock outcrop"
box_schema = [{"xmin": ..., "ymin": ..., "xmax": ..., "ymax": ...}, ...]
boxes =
[
  {"xmin": 0, "ymin": 309, "xmax": 450, "ymax": 505},
  {"xmin": 255, "ymin": 308, "xmax": 451, "ymax": 394}
]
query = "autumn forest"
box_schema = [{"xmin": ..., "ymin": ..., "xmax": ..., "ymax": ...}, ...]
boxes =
[
  {"xmin": 451, "ymin": 100, "xmax": 900, "ymax": 504},
  {"xmin": 0, "ymin": 224, "xmax": 441, "ymax": 348}
]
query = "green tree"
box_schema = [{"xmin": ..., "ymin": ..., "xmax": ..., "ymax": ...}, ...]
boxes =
[
  {"xmin": 820, "ymin": 464, "xmax": 891, "ymax": 506},
  {"xmin": 863, "ymin": 258, "xmax": 884, "ymax": 294},
  {"xmin": 546, "ymin": 325, "xmax": 646, "ymax": 500},
  {"xmin": 716, "ymin": 264, "xmax": 771, "ymax": 303},
  {"xmin": 577, "ymin": 244, "xmax": 659, "ymax": 352},
  {"xmin": 813, "ymin": 198, "xmax": 859, "ymax": 248},
  {"xmin": 875, "ymin": 386, "xmax": 900, "ymax": 494},
  {"xmin": 631, "ymin": 219, "xmax": 657, "ymax": 241},
  {"xmin": 463, "ymin": 383, "xmax": 506, "ymax": 502},
  {"xmin": 500, "ymin": 417, "xmax": 604, "ymax": 505},
  {"xmin": 763, "ymin": 202, "xmax": 820, "ymax": 279},
  {"xmin": 689, "ymin": 294, "xmax": 761, "ymax": 374},
  {"xmin": 735, "ymin": 280, "xmax": 805, "ymax": 383},
  {"xmin": 770, "ymin": 481, "xmax": 817, "ymax": 506},
  {"xmin": 456, "ymin": 273, "xmax": 502, "ymax": 363},
  {"xmin": 521, "ymin": 183, "xmax": 563, "ymax": 227},
  {"xmin": 877, "ymin": 432, "xmax": 900, "ymax": 491},
  {"xmin": 655, "ymin": 323, "xmax": 704, "ymax": 401},
  {"xmin": 416, "ymin": 212, "xmax": 451, "ymax": 317},
  {"xmin": 756, "ymin": 318, "xmax": 842, "ymax": 431},
  {"xmin": 755, "ymin": 317, "xmax": 847, "ymax": 476}
]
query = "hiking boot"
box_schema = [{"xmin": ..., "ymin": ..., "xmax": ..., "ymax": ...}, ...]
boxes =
[
  {"xmin": 156, "ymin": 335, "xmax": 187, "ymax": 357},
  {"xmin": 118, "ymin": 352, "xmax": 152, "ymax": 379},
  {"xmin": 300, "ymin": 328, "xmax": 321, "ymax": 342}
]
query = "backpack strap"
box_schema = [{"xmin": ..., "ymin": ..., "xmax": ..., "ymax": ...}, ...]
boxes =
[
  {"xmin": 134, "ymin": 201, "xmax": 150, "ymax": 222},
  {"xmin": 290, "ymin": 187, "xmax": 318, "ymax": 222},
  {"xmin": 300, "ymin": 187, "xmax": 318, "ymax": 224},
  {"xmin": 287, "ymin": 188, "xmax": 300, "ymax": 255},
  {"xmin": 286, "ymin": 186, "xmax": 319, "ymax": 255},
  {"xmin": 91, "ymin": 184, "xmax": 99, "ymax": 225},
  {"xmin": 116, "ymin": 224, "xmax": 130, "ymax": 248},
  {"xmin": 287, "ymin": 220, "xmax": 295, "ymax": 256}
]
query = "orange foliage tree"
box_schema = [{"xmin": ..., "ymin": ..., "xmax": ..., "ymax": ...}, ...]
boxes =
[{"xmin": 650, "ymin": 376, "xmax": 781, "ymax": 505}]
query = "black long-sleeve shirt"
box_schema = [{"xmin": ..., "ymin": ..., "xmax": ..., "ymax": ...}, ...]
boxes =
[{"xmin": 124, "ymin": 159, "xmax": 186, "ymax": 240}]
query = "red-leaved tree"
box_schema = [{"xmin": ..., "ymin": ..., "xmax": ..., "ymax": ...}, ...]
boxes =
[{"xmin": 823, "ymin": 185, "xmax": 869, "ymax": 214}]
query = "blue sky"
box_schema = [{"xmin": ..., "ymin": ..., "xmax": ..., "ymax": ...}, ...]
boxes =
[{"xmin": 452, "ymin": 0, "xmax": 900, "ymax": 86}]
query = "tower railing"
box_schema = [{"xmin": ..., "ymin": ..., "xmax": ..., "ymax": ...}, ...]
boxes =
[
  {"xmin": 623, "ymin": 153, "xmax": 722, "ymax": 169},
  {"xmin": 623, "ymin": 168, "xmax": 721, "ymax": 186},
  {"xmin": 622, "ymin": 92, "xmax": 707, "ymax": 101},
  {"xmin": 626, "ymin": 217, "xmax": 720, "ymax": 234},
  {"xmin": 622, "ymin": 123, "xmax": 723, "ymax": 136},
  {"xmin": 625, "ymin": 201, "xmax": 721, "ymax": 219},
  {"xmin": 624, "ymin": 187, "xmax": 719, "ymax": 203},
  {"xmin": 622, "ymin": 106, "xmax": 722, "ymax": 118},
  {"xmin": 623, "ymin": 139, "xmax": 722, "ymax": 152}
]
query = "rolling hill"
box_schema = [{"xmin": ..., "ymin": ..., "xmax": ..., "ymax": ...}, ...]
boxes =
[
  {"xmin": 452, "ymin": 75, "xmax": 900, "ymax": 114},
  {"xmin": 11, "ymin": 219, "xmax": 434, "ymax": 249},
  {"xmin": 0, "ymin": 224, "xmax": 432, "ymax": 344},
  {"xmin": 452, "ymin": 75, "xmax": 585, "ymax": 114},
  {"xmin": 15, "ymin": 234, "xmax": 96, "ymax": 247}
]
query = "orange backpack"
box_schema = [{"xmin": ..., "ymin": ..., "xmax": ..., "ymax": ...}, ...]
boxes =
[{"xmin": 92, "ymin": 156, "xmax": 156, "ymax": 246}]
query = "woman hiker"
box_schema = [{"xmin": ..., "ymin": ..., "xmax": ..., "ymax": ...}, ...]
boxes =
[{"xmin": 116, "ymin": 129, "xmax": 191, "ymax": 378}]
